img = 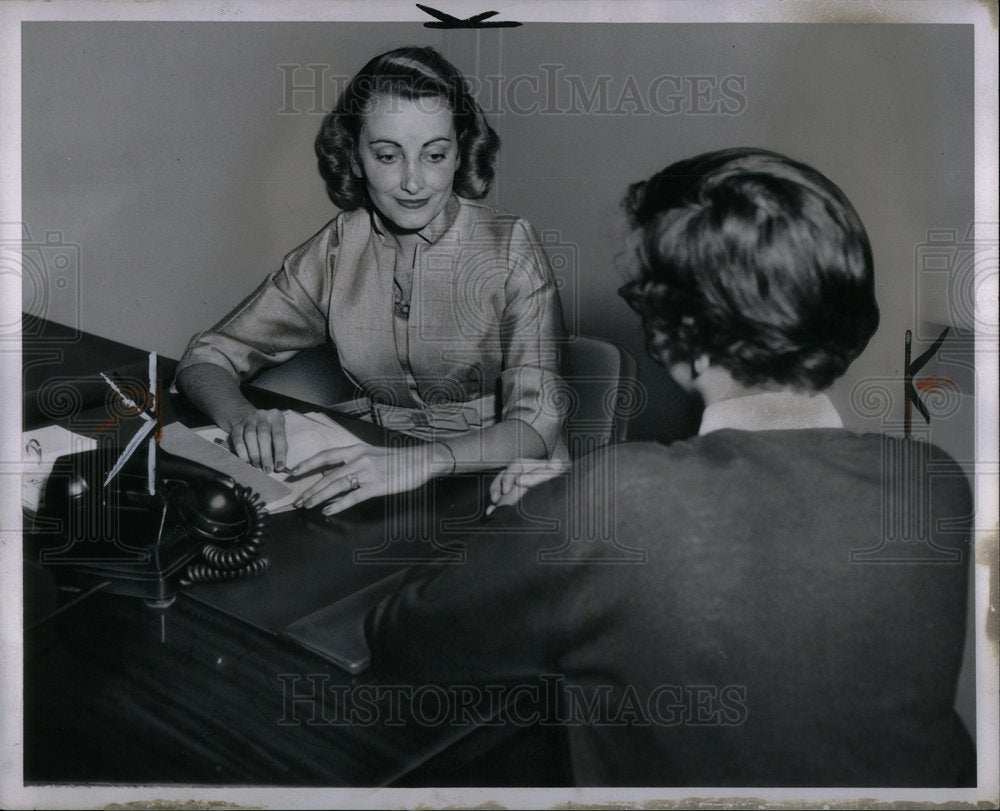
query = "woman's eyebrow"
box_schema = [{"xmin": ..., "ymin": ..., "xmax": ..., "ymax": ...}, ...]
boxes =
[{"xmin": 367, "ymin": 136, "xmax": 452, "ymax": 147}]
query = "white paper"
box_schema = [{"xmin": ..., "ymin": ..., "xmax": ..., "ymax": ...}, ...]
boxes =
[
  {"xmin": 20, "ymin": 424, "xmax": 97, "ymax": 512},
  {"xmin": 173, "ymin": 410, "xmax": 361, "ymax": 513}
]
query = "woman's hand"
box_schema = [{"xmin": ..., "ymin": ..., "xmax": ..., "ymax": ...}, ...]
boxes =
[
  {"xmin": 177, "ymin": 364, "xmax": 289, "ymax": 474},
  {"xmin": 487, "ymin": 456, "xmax": 571, "ymax": 515},
  {"xmin": 290, "ymin": 442, "xmax": 438, "ymax": 516},
  {"xmin": 228, "ymin": 408, "xmax": 288, "ymax": 474}
]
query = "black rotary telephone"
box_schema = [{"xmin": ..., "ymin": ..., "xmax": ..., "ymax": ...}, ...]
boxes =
[{"xmin": 29, "ymin": 445, "xmax": 269, "ymax": 601}]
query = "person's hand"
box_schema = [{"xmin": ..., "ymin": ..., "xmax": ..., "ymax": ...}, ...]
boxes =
[
  {"xmin": 227, "ymin": 408, "xmax": 287, "ymax": 474},
  {"xmin": 486, "ymin": 456, "xmax": 571, "ymax": 516},
  {"xmin": 290, "ymin": 442, "xmax": 435, "ymax": 516}
]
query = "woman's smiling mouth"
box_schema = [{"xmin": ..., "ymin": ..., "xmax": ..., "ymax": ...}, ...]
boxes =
[{"xmin": 395, "ymin": 198, "xmax": 430, "ymax": 209}]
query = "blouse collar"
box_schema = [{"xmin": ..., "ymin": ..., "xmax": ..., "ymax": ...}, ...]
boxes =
[
  {"xmin": 698, "ymin": 390, "xmax": 844, "ymax": 435},
  {"xmin": 369, "ymin": 194, "xmax": 461, "ymax": 246}
]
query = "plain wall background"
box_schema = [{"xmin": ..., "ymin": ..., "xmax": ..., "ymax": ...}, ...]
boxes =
[{"xmin": 22, "ymin": 22, "xmax": 973, "ymax": 444}]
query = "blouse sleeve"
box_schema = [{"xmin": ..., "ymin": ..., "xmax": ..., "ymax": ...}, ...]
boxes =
[
  {"xmin": 499, "ymin": 219, "xmax": 568, "ymax": 456},
  {"xmin": 176, "ymin": 221, "xmax": 338, "ymax": 381}
]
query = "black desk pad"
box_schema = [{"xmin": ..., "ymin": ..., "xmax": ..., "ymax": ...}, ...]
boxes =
[{"xmin": 283, "ymin": 569, "xmax": 408, "ymax": 674}]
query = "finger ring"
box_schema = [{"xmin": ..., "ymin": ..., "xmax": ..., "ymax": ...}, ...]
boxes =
[{"xmin": 346, "ymin": 472, "xmax": 360, "ymax": 491}]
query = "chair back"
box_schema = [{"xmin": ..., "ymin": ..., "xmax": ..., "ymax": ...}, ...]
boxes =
[
  {"xmin": 560, "ymin": 335, "xmax": 639, "ymax": 458},
  {"xmin": 248, "ymin": 344, "xmax": 356, "ymax": 407}
]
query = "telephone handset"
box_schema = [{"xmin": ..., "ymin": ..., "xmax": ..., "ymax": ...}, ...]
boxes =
[{"xmin": 30, "ymin": 446, "xmax": 270, "ymax": 601}]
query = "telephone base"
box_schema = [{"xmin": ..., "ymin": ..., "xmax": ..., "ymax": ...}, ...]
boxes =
[{"xmin": 28, "ymin": 446, "xmax": 269, "ymax": 602}]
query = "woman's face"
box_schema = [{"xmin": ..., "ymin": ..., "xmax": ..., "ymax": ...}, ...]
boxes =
[{"xmin": 355, "ymin": 94, "xmax": 460, "ymax": 233}]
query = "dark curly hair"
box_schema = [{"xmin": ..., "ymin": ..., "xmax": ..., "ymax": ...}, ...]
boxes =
[
  {"xmin": 618, "ymin": 148, "xmax": 880, "ymax": 391},
  {"xmin": 315, "ymin": 46, "xmax": 500, "ymax": 211}
]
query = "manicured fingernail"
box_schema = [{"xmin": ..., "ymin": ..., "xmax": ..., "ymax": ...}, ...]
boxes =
[{"xmin": 485, "ymin": 504, "xmax": 495, "ymax": 516}]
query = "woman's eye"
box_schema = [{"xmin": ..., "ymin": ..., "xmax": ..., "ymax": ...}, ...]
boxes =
[
  {"xmin": 425, "ymin": 153, "xmax": 446, "ymax": 163},
  {"xmin": 375, "ymin": 153, "xmax": 398, "ymax": 164}
]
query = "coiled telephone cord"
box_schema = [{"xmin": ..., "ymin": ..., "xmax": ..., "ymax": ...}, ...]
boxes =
[{"xmin": 181, "ymin": 484, "xmax": 270, "ymax": 585}]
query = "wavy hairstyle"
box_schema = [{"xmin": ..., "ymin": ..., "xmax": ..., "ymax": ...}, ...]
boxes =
[
  {"xmin": 315, "ymin": 46, "xmax": 500, "ymax": 211},
  {"xmin": 618, "ymin": 148, "xmax": 880, "ymax": 391}
]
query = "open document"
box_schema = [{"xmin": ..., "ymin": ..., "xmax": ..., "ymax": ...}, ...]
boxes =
[{"xmin": 159, "ymin": 410, "xmax": 362, "ymax": 513}]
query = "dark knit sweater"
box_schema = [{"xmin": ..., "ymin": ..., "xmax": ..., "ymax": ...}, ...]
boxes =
[{"xmin": 369, "ymin": 430, "xmax": 974, "ymax": 786}]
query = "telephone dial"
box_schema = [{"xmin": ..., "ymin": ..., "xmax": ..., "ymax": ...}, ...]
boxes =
[{"xmin": 29, "ymin": 445, "xmax": 270, "ymax": 601}]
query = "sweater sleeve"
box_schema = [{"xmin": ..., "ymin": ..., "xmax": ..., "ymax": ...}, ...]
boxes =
[
  {"xmin": 176, "ymin": 220, "xmax": 338, "ymax": 380},
  {"xmin": 366, "ymin": 473, "xmax": 590, "ymax": 683},
  {"xmin": 366, "ymin": 445, "xmax": 638, "ymax": 683}
]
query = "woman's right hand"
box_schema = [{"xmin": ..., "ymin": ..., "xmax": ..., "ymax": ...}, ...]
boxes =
[
  {"xmin": 227, "ymin": 408, "xmax": 288, "ymax": 473},
  {"xmin": 175, "ymin": 363, "xmax": 288, "ymax": 473}
]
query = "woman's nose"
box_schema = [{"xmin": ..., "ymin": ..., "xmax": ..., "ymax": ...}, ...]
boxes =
[{"xmin": 401, "ymin": 160, "xmax": 424, "ymax": 194}]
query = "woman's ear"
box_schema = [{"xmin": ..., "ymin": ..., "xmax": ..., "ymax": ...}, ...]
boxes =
[
  {"xmin": 692, "ymin": 354, "xmax": 711, "ymax": 378},
  {"xmin": 350, "ymin": 152, "xmax": 363, "ymax": 179},
  {"xmin": 645, "ymin": 328, "xmax": 671, "ymax": 368}
]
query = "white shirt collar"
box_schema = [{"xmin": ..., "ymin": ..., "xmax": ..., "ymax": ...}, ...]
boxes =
[{"xmin": 698, "ymin": 390, "xmax": 843, "ymax": 435}]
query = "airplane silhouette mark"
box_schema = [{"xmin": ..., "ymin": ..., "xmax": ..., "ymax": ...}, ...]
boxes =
[{"xmin": 417, "ymin": 4, "xmax": 522, "ymax": 28}]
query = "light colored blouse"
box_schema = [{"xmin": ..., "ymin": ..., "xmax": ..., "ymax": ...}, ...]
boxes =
[{"xmin": 177, "ymin": 195, "xmax": 567, "ymax": 455}]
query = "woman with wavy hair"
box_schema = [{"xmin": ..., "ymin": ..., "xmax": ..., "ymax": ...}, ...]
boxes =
[{"xmin": 177, "ymin": 46, "xmax": 566, "ymax": 515}]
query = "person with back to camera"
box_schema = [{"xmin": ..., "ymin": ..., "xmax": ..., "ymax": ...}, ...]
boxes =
[
  {"xmin": 366, "ymin": 148, "xmax": 975, "ymax": 786},
  {"xmin": 175, "ymin": 46, "xmax": 567, "ymax": 515}
]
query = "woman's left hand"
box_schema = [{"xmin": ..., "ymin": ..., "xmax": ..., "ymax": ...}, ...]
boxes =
[
  {"xmin": 486, "ymin": 455, "xmax": 571, "ymax": 516},
  {"xmin": 290, "ymin": 442, "xmax": 434, "ymax": 516}
]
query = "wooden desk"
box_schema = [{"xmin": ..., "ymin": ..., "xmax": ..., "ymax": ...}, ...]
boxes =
[
  {"xmin": 22, "ymin": 319, "xmax": 570, "ymax": 786},
  {"xmin": 24, "ymin": 568, "xmax": 567, "ymax": 786}
]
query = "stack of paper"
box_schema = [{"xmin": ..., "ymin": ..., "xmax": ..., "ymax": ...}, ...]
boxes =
[{"xmin": 159, "ymin": 410, "xmax": 362, "ymax": 514}]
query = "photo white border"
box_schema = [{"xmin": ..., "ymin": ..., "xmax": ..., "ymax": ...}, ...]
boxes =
[{"xmin": 1, "ymin": 1, "xmax": 996, "ymax": 809}]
